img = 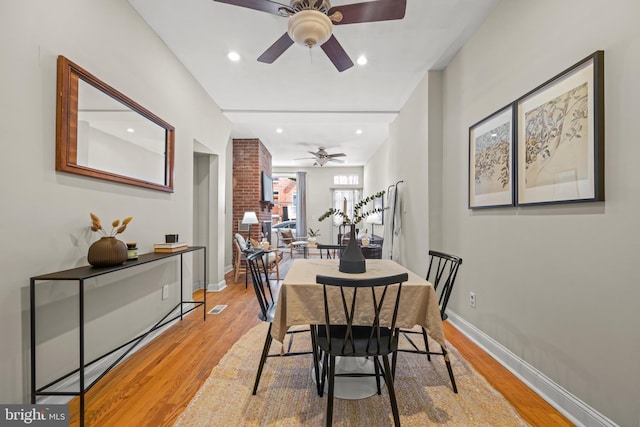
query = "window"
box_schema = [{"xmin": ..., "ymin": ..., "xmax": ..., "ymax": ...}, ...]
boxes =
[
  {"xmin": 331, "ymin": 189, "xmax": 362, "ymax": 226},
  {"xmin": 333, "ymin": 175, "xmax": 359, "ymax": 185}
]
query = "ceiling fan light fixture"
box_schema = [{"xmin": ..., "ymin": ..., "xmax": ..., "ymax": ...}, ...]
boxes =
[{"xmin": 287, "ymin": 10, "xmax": 332, "ymax": 48}]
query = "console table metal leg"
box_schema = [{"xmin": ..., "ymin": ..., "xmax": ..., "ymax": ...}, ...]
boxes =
[
  {"xmin": 30, "ymin": 279, "xmax": 36, "ymax": 404},
  {"xmin": 180, "ymin": 253, "xmax": 184, "ymax": 320},
  {"xmin": 203, "ymin": 247, "xmax": 207, "ymax": 319},
  {"xmin": 79, "ymin": 279, "xmax": 85, "ymax": 427}
]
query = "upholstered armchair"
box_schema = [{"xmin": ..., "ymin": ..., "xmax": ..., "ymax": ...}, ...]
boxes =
[{"xmin": 276, "ymin": 229, "xmax": 309, "ymax": 258}]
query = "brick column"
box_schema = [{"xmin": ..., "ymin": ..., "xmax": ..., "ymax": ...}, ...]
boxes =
[{"xmin": 232, "ymin": 139, "xmax": 272, "ymax": 267}]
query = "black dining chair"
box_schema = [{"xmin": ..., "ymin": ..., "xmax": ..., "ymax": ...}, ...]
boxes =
[
  {"xmin": 315, "ymin": 273, "xmax": 409, "ymax": 427},
  {"xmin": 246, "ymin": 251, "xmax": 320, "ymax": 395},
  {"xmin": 394, "ymin": 250, "xmax": 462, "ymax": 393},
  {"xmin": 317, "ymin": 243, "xmax": 345, "ymax": 259}
]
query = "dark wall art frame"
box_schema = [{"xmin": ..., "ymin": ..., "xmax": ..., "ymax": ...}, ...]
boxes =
[
  {"xmin": 515, "ymin": 50, "xmax": 604, "ymax": 206},
  {"xmin": 468, "ymin": 103, "xmax": 516, "ymax": 209}
]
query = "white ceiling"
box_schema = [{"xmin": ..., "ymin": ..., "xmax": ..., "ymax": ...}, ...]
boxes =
[{"xmin": 129, "ymin": 0, "xmax": 498, "ymax": 167}]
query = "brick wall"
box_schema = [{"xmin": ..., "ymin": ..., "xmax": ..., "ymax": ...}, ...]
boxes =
[{"xmin": 232, "ymin": 139, "xmax": 272, "ymax": 266}]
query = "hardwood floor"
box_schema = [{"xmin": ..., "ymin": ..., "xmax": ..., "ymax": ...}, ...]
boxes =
[{"xmin": 67, "ymin": 269, "xmax": 572, "ymax": 426}]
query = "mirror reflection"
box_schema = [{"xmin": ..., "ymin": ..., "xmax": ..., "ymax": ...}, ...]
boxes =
[
  {"xmin": 77, "ymin": 80, "xmax": 167, "ymax": 185},
  {"xmin": 56, "ymin": 56, "xmax": 175, "ymax": 192}
]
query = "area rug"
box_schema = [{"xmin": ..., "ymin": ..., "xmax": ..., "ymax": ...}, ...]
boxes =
[{"xmin": 175, "ymin": 323, "xmax": 528, "ymax": 426}]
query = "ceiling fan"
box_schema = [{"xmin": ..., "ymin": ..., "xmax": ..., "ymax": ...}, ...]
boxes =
[
  {"xmin": 296, "ymin": 146, "xmax": 346, "ymax": 166},
  {"xmin": 212, "ymin": 0, "xmax": 407, "ymax": 72}
]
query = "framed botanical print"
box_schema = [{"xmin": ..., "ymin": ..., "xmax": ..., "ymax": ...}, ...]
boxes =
[
  {"xmin": 468, "ymin": 103, "xmax": 515, "ymax": 208},
  {"xmin": 516, "ymin": 50, "xmax": 604, "ymax": 205}
]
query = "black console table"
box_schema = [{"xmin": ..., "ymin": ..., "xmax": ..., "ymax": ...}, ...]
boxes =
[{"xmin": 30, "ymin": 246, "xmax": 207, "ymax": 426}]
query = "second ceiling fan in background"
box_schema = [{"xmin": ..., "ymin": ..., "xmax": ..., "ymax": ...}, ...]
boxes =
[
  {"xmin": 213, "ymin": 0, "xmax": 407, "ymax": 71},
  {"xmin": 296, "ymin": 147, "xmax": 346, "ymax": 166}
]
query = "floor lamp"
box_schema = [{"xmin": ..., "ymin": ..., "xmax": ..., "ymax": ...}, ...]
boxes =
[
  {"xmin": 242, "ymin": 211, "xmax": 259, "ymax": 249},
  {"xmin": 241, "ymin": 211, "xmax": 259, "ymax": 288}
]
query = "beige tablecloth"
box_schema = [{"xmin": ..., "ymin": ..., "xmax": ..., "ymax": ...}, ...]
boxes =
[{"xmin": 271, "ymin": 259, "xmax": 445, "ymax": 347}]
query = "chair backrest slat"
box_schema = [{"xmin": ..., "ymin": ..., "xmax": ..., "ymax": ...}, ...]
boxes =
[
  {"xmin": 316, "ymin": 273, "xmax": 408, "ymax": 355},
  {"xmin": 247, "ymin": 250, "xmax": 273, "ymax": 319},
  {"xmin": 317, "ymin": 244, "xmax": 345, "ymax": 259},
  {"xmin": 426, "ymin": 250, "xmax": 462, "ymax": 320}
]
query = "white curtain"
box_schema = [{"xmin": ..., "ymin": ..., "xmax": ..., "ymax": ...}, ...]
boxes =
[
  {"xmin": 382, "ymin": 183, "xmax": 403, "ymax": 260},
  {"xmin": 382, "ymin": 186, "xmax": 395, "ymax": 259}
]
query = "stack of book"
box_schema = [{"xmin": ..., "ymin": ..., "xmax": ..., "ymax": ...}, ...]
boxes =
[{"xmin": 153, "ymin": 242, "xmax": 188, "ymax": 253}]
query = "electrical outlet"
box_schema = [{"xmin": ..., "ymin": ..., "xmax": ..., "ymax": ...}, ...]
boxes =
[
  {"xmin": 162, "ymin": 285, "xmax": 169, "ymax": 300},
  {"xmin": 469, "ymin": 292, "xmax": 476, "ymax": 308}
]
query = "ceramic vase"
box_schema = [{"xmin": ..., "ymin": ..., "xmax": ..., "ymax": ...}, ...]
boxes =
[
  {"xmin": 88, "ymin": 237, "xmax": 128, "ymax": 267},
  {"xmin": 339, "ymin": 224, "xmax": 366, "ymax": 274}
]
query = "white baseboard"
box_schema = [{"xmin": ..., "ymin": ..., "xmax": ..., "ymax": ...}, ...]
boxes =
[
  {"xmin": 207, "ymin": 279, "xmax": 227, "ymax": 292},
  {"xmin": 192, "ymin": 280, "xmax": 226, "ymax": 293},
  {"xmin": 446, "ymin": 311, "xmax": 618, "ymax": 427}
]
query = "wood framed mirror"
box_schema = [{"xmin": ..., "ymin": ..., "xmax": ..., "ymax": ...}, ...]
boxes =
[{"xmin": 56, "ymin": 55, "xmax": 175, "ymax": 192}]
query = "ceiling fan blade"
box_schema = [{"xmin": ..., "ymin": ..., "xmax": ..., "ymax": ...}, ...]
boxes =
[
  {"xmin": 326, "ymin": 153, "xmax": 346, "ymax": 158},
  {"xmin": 257, "ymin": 33, "xmax": 294, "ymax": 63},
  {"xmin": 212, "ymin": 0, "xmax": 293, "ymax": 17},
  {"xmin": 320, "ymin": 35, "xmax": 354, "ymax": 72},
  {"xmin": 329, "ymin": 0, "xmax": 406, "ymax": 25},
  {"xmin": 328, "ymin": 158, "xmax": 346, "ymax": 163},
  {"xmin": 307, "ymin": 151, "xmax": 319, "ymax": 156}
]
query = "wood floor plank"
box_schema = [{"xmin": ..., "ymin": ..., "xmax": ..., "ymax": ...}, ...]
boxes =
[{"xmin": 66, "ymin": 266, "xmax": 572, "ymax": 426}]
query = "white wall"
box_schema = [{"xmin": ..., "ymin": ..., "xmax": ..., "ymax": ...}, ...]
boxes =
[
  {"xmin": 362, "ymin": 139, "xmax": 389, "ymax": 198},
  {"xmin": 427, "ymin": 72, "xmax": 444, "ymax": 251},
  {"xmin": 363, "ymin": 138, "xmax": 390, "ymax": 241},
  {"xmin": 224, "ymin": 139, "xmax": 234, "ymax": 271},
  {"xmin": 0, "ymin": 0, "xmax": 230, "ymax": 404},
  {"xmin": 385, "ymin": 73, "xmax": 431, "ymax": 275},
  {"xmin": 365, "ymin": 1, "xmax": 640, "ymax": 424},
  {"xmin": 440, "ymin": 1, "xmax": 639, "ymax": 425}
]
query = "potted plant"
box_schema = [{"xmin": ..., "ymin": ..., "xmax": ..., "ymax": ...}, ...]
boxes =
[
  {"xmin": 318, "ymin": 191, "xmax": 385, "ymax": 273},
  {"xmin": 308, "ymin": 228, "xmax": 320, "ymax": 245}
]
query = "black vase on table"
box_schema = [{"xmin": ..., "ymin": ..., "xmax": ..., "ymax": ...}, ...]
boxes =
[{"xmin": 339, "ymin": 224, "xmax": 366, "ymax": 274}]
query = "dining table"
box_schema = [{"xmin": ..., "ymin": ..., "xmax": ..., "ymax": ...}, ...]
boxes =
[{"xmin": 271, "ymin": 258, "xmax": 446, "ymax": 399}]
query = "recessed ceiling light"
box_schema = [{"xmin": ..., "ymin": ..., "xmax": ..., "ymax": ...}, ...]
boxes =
[
  {"xmin": 276, "ymin": 128, "xmax": 283, "ymax": 133},
  {"xmin": 227, "ymin": 51, "xmax": 241, "ymax": 62},
  {"xmin": 356, "ymin": 129, "xmax": 363, "ymax": 135},
  {"xmin": 357, "ymin": 55, "xmax": 367, "ymax": 66},
  {"xmin": 127, "ymin": 128, "xmax": 135, "ymax": 133}
]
